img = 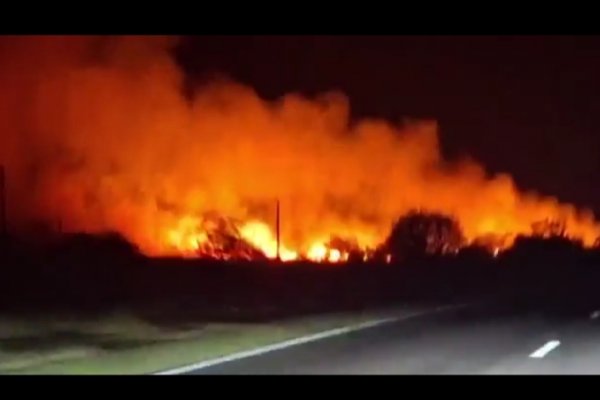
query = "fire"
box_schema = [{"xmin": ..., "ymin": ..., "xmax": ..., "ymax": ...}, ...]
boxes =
[
  {"xmin": 305, "ymin": 242, "xmax": 348, "ymax": 263},
  {"xmin": 238, "ymin": 221, "xmax": 297, "ymax": 261},
  {"xmin": 307, "ymin": 243, "xmax": 327, "ymax": 262},
  {"xmin": 165, "ymin": 216, "xmax": 350, "ymax": 262},
  {"xmin": 329, "ymin": 249, "xmax": 343, "ymax": 263},
  {"xmin": 1, "ymin": 36, "xmax": 600, "ymax": 263},
  {"xmin": 166, "ymin": 216, "xmax": 207, "ymax": 257}
]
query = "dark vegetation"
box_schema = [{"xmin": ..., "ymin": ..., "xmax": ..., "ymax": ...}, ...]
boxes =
[{"xmin": 1, "ymin": 211, "xmax": 600, "ymax": 326}]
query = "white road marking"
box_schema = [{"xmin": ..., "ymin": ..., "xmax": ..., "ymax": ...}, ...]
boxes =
[
  {"xmin": 154, "ymin": 303, "xmax": 469, "ymax": 375},
  {"xmin": 529, "ymin": 340, "xmax": 560, "ymax": 359},
  {"xmin": 590, "ymin": 310, "xmax": 600, "ymax": 320}
]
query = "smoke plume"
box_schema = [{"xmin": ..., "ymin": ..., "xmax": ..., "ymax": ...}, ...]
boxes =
[{"xmin": 1, "ymin": 36, "xmax": 598, "ymax": 259}]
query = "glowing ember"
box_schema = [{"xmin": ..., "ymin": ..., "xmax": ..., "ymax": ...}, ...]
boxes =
[
  {"xmin": 307, "ymin": 243, "xmax": 328, "ymax": 262},
  {"xmin": 329, "ymin": 249, "xmax": 342, "ymax": 263}
]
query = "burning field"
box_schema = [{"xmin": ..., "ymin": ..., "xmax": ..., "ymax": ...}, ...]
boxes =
[{"xmin": 1, "ymin": 36, "xmax": 599, "ymax": 263}]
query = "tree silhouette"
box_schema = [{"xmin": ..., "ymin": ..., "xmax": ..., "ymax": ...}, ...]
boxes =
[
  {"xmin": 384, "ymin": 210, "xmax": 465, "ymax": 262},
  {"xmin": 196, "ymin": 214, "xmax": 266, "ymax": 260}
]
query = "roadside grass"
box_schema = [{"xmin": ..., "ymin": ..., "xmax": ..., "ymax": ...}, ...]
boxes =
[{"xmin": 0, "ymin": 306, "xmax": 413, "ymax": 374}]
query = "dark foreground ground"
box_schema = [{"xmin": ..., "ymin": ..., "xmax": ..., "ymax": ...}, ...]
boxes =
[
  {"xmin": 3, "ymin": 233, "xmax": 598, "ymax": 319},
  {"xmin": 3, "ymin": 234, "xmax": 600, "ymax": 374}
]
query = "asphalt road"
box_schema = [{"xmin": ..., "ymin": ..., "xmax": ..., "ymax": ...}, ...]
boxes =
[{"xmin": 183, "ymin": 299, "xmax": 600, "ymax": 374}]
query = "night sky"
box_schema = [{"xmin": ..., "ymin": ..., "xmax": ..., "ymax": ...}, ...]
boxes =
[{"xmin": 175, "ymin": 35, "xmax": 600, "ymax": 214}]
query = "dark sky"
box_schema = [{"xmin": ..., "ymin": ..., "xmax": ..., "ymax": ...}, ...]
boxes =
[{"xmin": 175, "ymin": 35, "xmax": 600, "ymax": 214}]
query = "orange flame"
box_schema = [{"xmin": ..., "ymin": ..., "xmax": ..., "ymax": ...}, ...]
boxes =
[
  {"xmin": 239, "ymin": 221, "xmax": 297, "ymax": 261},
  {"xmin": 0, "ymin": 36, "xmax": 599, "ymax": 262}
]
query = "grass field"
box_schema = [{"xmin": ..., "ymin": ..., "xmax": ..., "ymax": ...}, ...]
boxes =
[{"xmin": 0, "ymin": 307, "xmax": 415, "ymax": 374}]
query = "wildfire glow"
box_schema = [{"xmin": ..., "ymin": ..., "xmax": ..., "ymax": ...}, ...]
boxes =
[
  {"xmin": 300, "ymin": 242, "xmax": 346, "ymax": 263},
  {"xmin": 1, "ymin": 36, "xmax": 600, "ymax": 263},
  {"xmin": 166, "ymin": 216, "xmax": 207, "ymax": 257},
  {"xmin": 307, "ymin": 243, "xmax": 327, "ymax": 262},
  {"xmin": 239, "ymin": 221, "xmax": 298, "ymax": 261}
]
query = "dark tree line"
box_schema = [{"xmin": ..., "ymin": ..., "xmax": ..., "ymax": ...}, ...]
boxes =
[{"xmin": 382, "ymin": 210, "xmax": 465, "ymax": 263}]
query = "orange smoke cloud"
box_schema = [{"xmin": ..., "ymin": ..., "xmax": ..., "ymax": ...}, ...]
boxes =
[{"xmin": 1, "ymin": 36, "xmax": 599, "ymax": 261}]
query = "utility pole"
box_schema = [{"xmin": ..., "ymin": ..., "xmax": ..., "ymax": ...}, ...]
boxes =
[
  {"xmin": 276, "ymin": 199, "xmax": 280, "ymax": 262},
  {"xmin": 0, "ymin": 165, "xmax": 6, "ymax": 237}
]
